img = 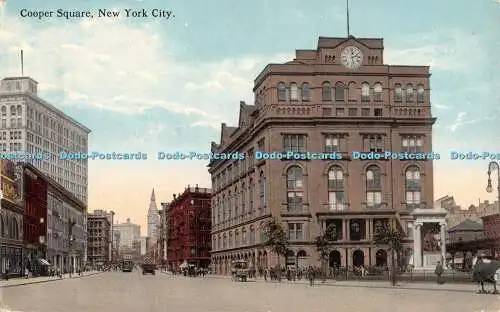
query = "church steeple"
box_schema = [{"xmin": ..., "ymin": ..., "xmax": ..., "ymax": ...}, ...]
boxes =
[
  {"xmin": 150, "ymin": 188, "xmax": 156, "ymax": 203},
  {"xmin": 147, "ymin": 188, "xmax": 159, "ymax": 240}
]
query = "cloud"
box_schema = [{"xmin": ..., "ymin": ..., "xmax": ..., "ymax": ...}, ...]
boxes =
[
  {"xmin": 434, "ymin": 103, "xmax": 451, "ymax": 110},
  {"xmin": 0, "ymin": 12, "xmax": 291, "ymax": 129},
  {"xmin": 385, "ymin": 31, "xmax": 485, "ymax": 73},
  {"xmin": 447, "ymin": 111, "xmax": 492, "ymax": 132}
]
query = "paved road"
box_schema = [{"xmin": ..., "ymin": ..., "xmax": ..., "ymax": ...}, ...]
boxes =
[{"xmin": 0, "ymin": 270, "xmax": 499, "ymax": 312}]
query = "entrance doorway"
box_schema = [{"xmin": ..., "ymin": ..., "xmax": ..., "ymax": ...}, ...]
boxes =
[
  {"xmin": 352, "ymin": 250, "xmax": 364, "ymax": 267},
  {"xmin": 329, "ymin": 250, "xmax": 341, "ymax": 268},
  {"xmin": 375, "ymin": 249, "xmax": 388, "ymax": 266}
]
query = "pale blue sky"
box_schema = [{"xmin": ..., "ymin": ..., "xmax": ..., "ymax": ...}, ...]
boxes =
[{"xmin": 1, "ymin": 0, "xmax": 499, "ymax": 228}]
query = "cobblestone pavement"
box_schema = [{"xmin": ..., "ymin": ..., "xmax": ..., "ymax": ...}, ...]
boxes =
[
  {"xmin": 0, "ymin": 271, "xmax": 102, "ymax": 288},
  {"xmin": 0, "ymin": 270, "xmax": 499, "ymax": 312}
]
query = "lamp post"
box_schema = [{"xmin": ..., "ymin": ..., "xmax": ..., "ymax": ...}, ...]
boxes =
[{"xmin": 486, "ymin": 161, "xmax": 500, "ymax": 213}]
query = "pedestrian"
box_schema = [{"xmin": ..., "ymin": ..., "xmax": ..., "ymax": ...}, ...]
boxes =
[
  {"xmin": 434, "ymin": 261, "xmax": 444, "ymax": 284},
  {"xmin": 263, "ymin": 267, "xmax": 268, "ymax": 282},
  {"xmin": 308, "ymin": 266, "xmax": 315, "ymax": 286},
  {"xmin": 25, "ymin": 267, "xmax": 29, "ymax": 279}
]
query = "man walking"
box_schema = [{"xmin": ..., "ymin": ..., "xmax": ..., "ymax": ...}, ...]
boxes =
[{"xmin": 435, "ymin": 261, "xmax": 444, "ymax": 284}]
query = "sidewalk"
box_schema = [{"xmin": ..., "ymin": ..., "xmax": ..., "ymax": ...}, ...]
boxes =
[
  {"xmin": 198, "ymin": 274, "xmax": 478, "ymax": 293},
  {"xmin": 0, "ymin": 270, "xmax": 102, "ymax": 288}
]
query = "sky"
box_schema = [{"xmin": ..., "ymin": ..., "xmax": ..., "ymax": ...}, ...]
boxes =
[{"xmin": 0, "ymin": 0, "xmax": 499, "ymax": 234}]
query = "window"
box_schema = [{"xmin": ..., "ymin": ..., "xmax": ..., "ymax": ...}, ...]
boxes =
[
  {"xmin": 366, "ymin": 191, "xmax": 382, "ymax": 207},
  {"xmin": 324, "ymin": 135, "xmax": 340, "ymax": 153},
  {"xmin": 417, "ymin": 85, "xmax": 424, "ymax": 103},
  {"xmin": 328, "ymin": 166, "xmax": 344, "ymax": 211},
  {"xmin": 277, "ymin": 82, "xmax": 286, "ymax": 101},
  {"xmin": 286, "ymin": 166, "xmax": 303, "ymax": 212},
  {"xmin": 372, "ymin": 83, "xmax": 382, "ymax": 102},
  {"xmin": 16, "ymin": 105, "xmax": 22, "ymax": 116},
  {"xmin": 348, "ymin": 82, "xmax": 357, "ymax": 101},
  {"xmin": 229, "ymin": 232, "xmax": 233, "ymax": 248},
  {"xmin": 366, "ymin": 166, "xmax": 381, "ymax": 189},
  {"xmin": 336, "ymin": 108, "xmax": 345, "ymax": 116},
  {"xmin": 361, "ymin": 108, "xmax": 370, "ymax": 116},
  {"xmin": 288, "ymin": 223, "xmax": 303, "ymax": 241},
  {"xmin": 283, "ymin": 134, "xmax": 306, "ymax": 153},
  {"xmin": 405, "ymin": 84, "xmax": 414, "ymax": 102},
  {"xmin": 335, "ymin": 82, "xmax": 345, "ymax": 101},
  {"xmin": 242, "ymin": 228, "xmax": 247, "ymax": 245},
  {"xmin": 361, "ymin": 83, "xmax": 370, "ymax": 102},
  {"xmin": 234, "ymin": 188, "xmax": 239, "ymax": 217},
  {"xmin": 348, "ymin": 108, "xmax": 357, "ymax": 116},
  {"xmin": 290, "ymin": 83, "xmax": 298, "ymax": 101},
  {"xmin": 405, "ymin": 166, "xmax": 421, "ymax": 208},
  {"xmin": 1, "ymin": 107, "xmax": 6, "ymax": 116},
  {"xmin": 394, "ymin": 84, "xmax": 402, "ymax": 102},
  {"xmin": 257, "ymin": 138, "xmax": 265, "ymax": 151},
  {"xmin": 322, "ymin": 82, "xmax": 332, "ymax": 101},
  {"xmin": 259, "ymin": 172, "xmax": 266, "ymax": 210},
  {"xmin": 241, "ymin": 185, "xmax": 246, "ymax": 214},
  {"xmin": 401, "ymin": 135, "xmax": 423, "ymax": 153},
  {"xmin": 364, "ymin": 135, "xmax": 383, "ymax": 152},
  {"xmin": 10, "ymin": 105, "xmax": 15, "ymax": 116},
  {"xmin": 374, "ymin": 108, "xmax": 383, "ymax": 116},
  {"xmin": 249, "ymin": 181, "xmax": 254, "ymax": 213},
  {"xmin": 301, "ymin": 83, "xmax": 310, "ymax": 101},
  {"xmin": 249, "ymin": 226, "xmax": 255, "ymax": 244}
]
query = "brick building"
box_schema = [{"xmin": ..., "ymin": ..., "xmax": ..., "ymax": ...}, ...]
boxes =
[
  {"xmin": 481, "ymin": 213, "xmax": 500, "ymax": 258},
  {"xmin": 87, "ymin": 210, "xmax": 112, "ymax": 266},
  {"xmin": 167, "ymin": 186, "xmax": 211, "ymax": 271},
  {"xmin": 209, "ymin": 35, "xmax": 435, "ymax": 274}
]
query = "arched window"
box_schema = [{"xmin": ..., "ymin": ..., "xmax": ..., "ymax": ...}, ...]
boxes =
[
  {"xmin": 222, "ymin": 195, "xmax": 226, "ymax": 221},
  {"xmin": 241, "ymin": 183, "xmax": 246, "ymax": 214},
  {"xmin": 259, "ymin": 172, "xmax": 266, "ymax": 210},
  {"xmin": 218, "ymin": 234, "xmax": 223, "ymax": 249},
  {"xmin": 361, "ymin": 83, "xmax": 370, "ymax": 102},
  {"xmin": 249, "ymin": 179, "xmax": 254, "ymax": 213},
  {"xmin": 405, "ymin": 84, "xmax": 414, "ymax": 102},
  {"xmin": 286, "ymin": 166, "xmax": 303, "ymax": 212},
  {"xmin": 242, "ymin": 228, "xmax": 247, "ymax": 245},
  {"xmin": 213, "ymin": 237, "xmax": 217, "ymax": 251},
  {"xmin": 229, "ymin": 231, "xmax": 233, "ymax": 248},
  {"xmin": 16, "ymin": 105, "xmax": 22, "ymax": 116},
  {"xmin": 1, "ymin": 106, "xmax": 6, "ymax": 116},
  {"xmin": 234, "ymin": 187, "xmax": 239, "ymax": 218},
  {"xmin": 335, "ymin": 82, "xmax": 345, "ymax": 101},
  {"xmin": 322, "ymin": 82, "xmax": 332, "ymax": 101},
  {"xmin": 277, "ymin": 82, "xmax": 286, "ymax": 101},
  {"xmin": 405, "ymin": 166, "xmax": 421, "ymax": 208},
  {"xmin": 235, "ymin": 230, "xmax": 240, "ymax": 247},
  {"xmin": 301, "ymin": 83, "xmax": 310, "ymax": 101},
  {"xmin": 417, "ymin": 85, "xmax": 424, "ymax": 103},
  {"xmin": 348, "ymin": 82, "xmax": 357, "ymax": 101},
  {"xmin": 366, "ymin": 166, "xmax": 382, "ymax": 208},
  {"xmin": 394, "ymin": 84, "xmax": 403, "ymax": 102},
  {"xmin": 228, "ymin": 191, "xmax": 232, "ymax": 219},
  {"xmin": 374, "ymin": 83, "xmax": 382, "ymax": 102},
  {"xmin": 290, "ymin": 82, "xmax": 298, "ymax": 101},
  {"xmin": 10, "ymin": 105, "xmax": 16, "ymax": 116},
  {"xmin": 328, "ymin": 166, "xmax": 345, "ymax": 211},
  {"xmin": 249, "ymin": 225, "xmax": 255, "ymax": 244}
]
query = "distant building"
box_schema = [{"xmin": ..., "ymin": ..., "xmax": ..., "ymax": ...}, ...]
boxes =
[
  {"xmin": 139, "ymin": 236, "xmax": 150, "ymax": 256},
  {"xmin": 158, "ymin": 203, "xmax": 170, "ymax": 265},
  {"xmin": 167, "ymin": 185, "xmax": 211, "ymax": 270},
  {"xmin": 481, "ymin": 213, "xmax": 500, "ymax": 258},
  {"xmin": 437, "ymin": 195, "xmax": 499, "ymax": 228},
  {"xmin": 87, "ymin": 210, "xmax": 112, "ymax": 265},
  {"xmin": 147, "ymin": 189, "xmax": 159, "ymax": 243},
  {"xmin": 114, "ymin": 218, "xmax": 140, "ymax": 250}
]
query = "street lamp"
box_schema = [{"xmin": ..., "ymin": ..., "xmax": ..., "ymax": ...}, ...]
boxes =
[{"xmin": 486, "ymin": 161, "xmax": 500, "ymax": 213}]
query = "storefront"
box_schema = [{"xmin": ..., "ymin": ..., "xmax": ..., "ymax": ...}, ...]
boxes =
[{"xmin": 0, "ymin": 245, "xmax": 23, "ymax": 277}]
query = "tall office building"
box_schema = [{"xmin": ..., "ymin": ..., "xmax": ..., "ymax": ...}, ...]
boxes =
[
  {"xmin": 147, "ymin": 189, "xmax": 159, "ymax": 242},
  {"xmin": 0, "ymin": 77, "xmax": 90, "ymax": 203},
  {"xmin": 209, "ymin": 35, "xmax": 435, "ymax": 274},
  {"xmin": 114, "ymin": 218, "xmax": 141, "ymax": 251}
]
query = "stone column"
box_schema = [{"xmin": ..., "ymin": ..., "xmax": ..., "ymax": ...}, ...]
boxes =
[
  {"xmin": 342, "ymin": 219, "xmax": 347, "ymax": 241},
  {"xmin": 365, "ymin": 219, "xmax": 370, "ymax": 240},
  {"xmin": 369, "ymin": 219, "xmax": 374, "ymax": 240},
  {"xmin": 440, "ymin": 222, "xmax": 446, "ymax": 264},
  {"xmin": 345, "ymin": 219, "xmax": 350, "ymax": 241},
  {"xmin": 414, "ymin": 223, "xmax": 422, "ymax": 268}
]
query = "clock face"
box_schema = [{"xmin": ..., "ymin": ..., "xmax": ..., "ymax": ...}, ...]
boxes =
[{"xmin": 341, "ymin": 46, "xmax": 363, "ymax": 69}]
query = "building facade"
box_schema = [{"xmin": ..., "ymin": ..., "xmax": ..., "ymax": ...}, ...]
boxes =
[
  {"xmin": 0, "ymin": 160, "xmax": 24, "ymax": 277},
  {"xmin": 30, "ymin": 163, "xmax": 86, "ymax": 274},
  {"xmin": 0, "ymin": 77, "xmax": 91, "ymax": 203},
  {"xmin": 438, "ymin": 195, "xmax": 499, "ymax": 228},
  {"xmin": 209, "ymin": 36, "xmax": 435, "ymax": 274},
  {"xmin": 114, "ymin": 218, "xmax": 140, "ymax": 251},
  {"xmin": 158, "ymin": 203, "xmax": 170, "ymax": 266},
  {"xmin": 167, "ymin": 186, "xmax": 211, "ymax": 270},
  {"xmin": 481, "ymin": 213, "xmax": 500, "ymax": 258},
  {"xmin": 87, "ymin": 210, "xmax": 112, "ymax": 265}
]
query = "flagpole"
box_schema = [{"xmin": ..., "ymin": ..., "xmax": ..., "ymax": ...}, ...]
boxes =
[
  {"xmin": 346, "ymin": 0, "xmax": 350, "ymax": 37},
  {"xmin": 21, "ymin": 50, "xmax": 23, "ymax": 76}
]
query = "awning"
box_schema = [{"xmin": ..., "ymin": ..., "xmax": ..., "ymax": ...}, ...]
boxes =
[{"xmin": 38, "ymin": 259, "xmax": 51, "ymax": 266}]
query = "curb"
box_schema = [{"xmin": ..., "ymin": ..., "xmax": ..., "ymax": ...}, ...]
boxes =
[{"xmin": 0, "ymin": 272, "xmax": 103, "ymax": 289}]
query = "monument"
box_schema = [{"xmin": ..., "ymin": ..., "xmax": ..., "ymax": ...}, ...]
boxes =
[{"xmin": 410, "ymin": 207, "xmax": 447, "ymax": 270}]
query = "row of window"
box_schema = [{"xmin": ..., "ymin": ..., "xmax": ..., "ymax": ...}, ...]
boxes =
[
  {"xmin": 212, "ymin": 134, "xmax": 425, "ymax": 192},
  {"xmin": 0, "ymin": 215, "xmax": 21, "ymax": 240},
  {"xmin": 0, "ymin": 118, "xmax": 23, "ymax": 128},
  {"xmin": 0, "ymin": 105, "xmax": 22, "ymax": 117},
  {"xmin": 276, "ymin": 82, "xmax": 425, "ymax": 103}
]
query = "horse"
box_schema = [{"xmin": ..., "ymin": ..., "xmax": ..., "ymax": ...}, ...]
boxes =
[{"xmin": 471, "ymin": 256, "xmax": 500, "ymax": 294}]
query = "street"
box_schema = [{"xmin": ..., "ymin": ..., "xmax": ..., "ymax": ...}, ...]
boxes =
[{"xmin": 1, "ymin": 271, "xmax": 499, "ymax": 312}]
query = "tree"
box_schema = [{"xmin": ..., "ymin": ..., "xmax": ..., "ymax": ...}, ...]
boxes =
[
  {"xmin": 262, "ymin": 217, "xmax": 288, "ymax": 281},
  {"xmin": 372, "ymin": 218, "xmax": 405, "ymax": 286},
  {"xmin": 314, "ymin": 224, "xmax": 338, "ymax": 280}
]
